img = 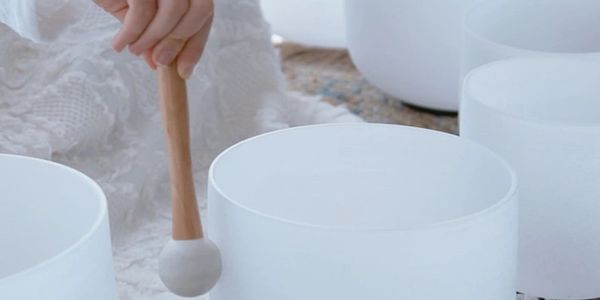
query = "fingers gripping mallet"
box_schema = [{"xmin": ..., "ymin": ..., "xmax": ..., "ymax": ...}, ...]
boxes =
[{"xmin": 157, "ymin": 62, "xmax": 222, "ymax": 297}]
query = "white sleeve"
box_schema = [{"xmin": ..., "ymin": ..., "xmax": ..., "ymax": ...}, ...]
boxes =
[{"xmin": 0, "ymin": 0, "xmax": 89, "ymax": 43}]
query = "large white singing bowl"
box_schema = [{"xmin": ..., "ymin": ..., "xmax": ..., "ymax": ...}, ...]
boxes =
[
  {"xmin": 346, "ymin": 0, "xmax": 478, "ymax": 112},
  {"xmin": 0, "ymin": 155, "xmax": 116, "ymax": 299},
  {"xmin": 261, "ymin": 0, "xmax": 346, "ymax": 48},
  {"xmin": 461, "ymin": 57, "xmax": 600, "ymax": 299},
  {"xmin": 208, "ymin": 124, "xmax": 518, "ymax": 300},
  {"xmin": 463, "ymin": 0, "xmax": 600, "ymax": 76}
]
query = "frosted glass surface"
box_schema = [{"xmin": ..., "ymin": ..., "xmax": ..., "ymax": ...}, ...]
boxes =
[
  {"xmin": 0, "ymin": 155, "xmax": 116, "ymax": 300},
  {"xmin": 461, "ymin": 57, "xmax": 600, "ymax": 299},
  {"xmin": 208, "ymin": 123, "xmax": 518, "ymax": 300},
  {"xmin": 261, "ymin": 0, "xmax": 346, "ymax": 48},
  {"xmin": 463, "ymin": 0, "xmax": 600, "ymax": 77},
  {"xmin": 346, "ymin": 0, "xmax": 479, "ymax": 112}
]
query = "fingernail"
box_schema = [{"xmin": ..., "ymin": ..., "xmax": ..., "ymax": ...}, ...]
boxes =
[
  {"xmin": 112, "ymin": 36, "xmax": 124, "ymax": 53},
  {"xmin": 181, "ymin": 65, "xmax": 194, "ymax": 79},
  {"xmin": 129, "ymin": 45, "xmax": 142, "ymax": 56},
  {"xmin": 113, "ymin": 45, "xmax": 124, "ymax": 53},
  {"xmin": 156, "ymin": 50, "xmax": 175, "ymax": 66}
]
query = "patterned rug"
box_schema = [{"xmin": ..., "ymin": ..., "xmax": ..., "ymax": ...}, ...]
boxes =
[{"xmin": 277, "ymin": 43, "xmax": 458, "ymax": 134}]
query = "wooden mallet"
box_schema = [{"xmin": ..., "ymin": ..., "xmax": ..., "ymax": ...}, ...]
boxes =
[{"xmin": 157, "ymin": 62, "xmax": 222, "ymax": 297}]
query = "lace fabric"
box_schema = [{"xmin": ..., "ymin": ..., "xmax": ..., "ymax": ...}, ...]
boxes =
[{"xmin": 0, "ymin": 0, "xmax": 360, "ymax": 298}]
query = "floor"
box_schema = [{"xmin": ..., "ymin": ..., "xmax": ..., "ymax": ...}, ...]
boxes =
[{"xmin": 277, "ymin": 43, "xmax": 458, "ymax": 134}]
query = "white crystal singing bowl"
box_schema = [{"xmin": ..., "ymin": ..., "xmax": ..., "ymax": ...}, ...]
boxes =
[
  {"xmin": 461, "ymin": 57, "xmax": 600, "ymax": 299},
  {"xmin": 261, "ymin": 0, "xmax": 346, "ymax": 48},
  {"xmin": 208, "ymin": 123, "xmax": 518, "ymax": 300},
  {"xmin": 0, "ymin": 154, "xmax": 116, "ymax": 300},
  {"xmin": 463, "ymin": 0, "xmax": 600, "ymax": 76},
  {"xmin": 346, "ymin": 0, "xmax": 479, "ymax": 112}
]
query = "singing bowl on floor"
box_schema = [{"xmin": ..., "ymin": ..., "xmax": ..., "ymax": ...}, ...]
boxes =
[
  {"xmin": 463, "ymin": 0, "xmax": 600, "ymax": 76},
  {"xmin": 0, "ymin": 155, "xmax": 116, "ymax": 300},
  {"xmin": 346, "ymin": 0, "xmax": 478, "ymax": 112},
  {"xmin": 208, "ymin": 123, "xmax": 518, "ymax": 300},
  {"xmin": 261, "ymin": 0, "xmax": 346, "ymax": 48},
  {"xmin": 461, "ymin": 57, "xmax": 600, "ymax": 299}
]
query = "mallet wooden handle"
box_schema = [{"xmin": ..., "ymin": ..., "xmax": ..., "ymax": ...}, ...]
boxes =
[{"xmin": 158, "ymin": 63, "xmax": 203, "ymax": 240}]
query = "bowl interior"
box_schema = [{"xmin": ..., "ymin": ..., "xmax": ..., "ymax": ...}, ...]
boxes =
[
  {"xmin": 468, "ymin": 0, "xmax": 600, "ymax": 53},
  {"xmin": 0, "ymin": 155, "xmax": 105, "ymax": 279},
  {"xmin": 211, "ymin": 124, "xmax": 515, "ymax": 230},
  {"xmin": 464, "ymin": 57, "xmax": 600, "ymax": 126}
]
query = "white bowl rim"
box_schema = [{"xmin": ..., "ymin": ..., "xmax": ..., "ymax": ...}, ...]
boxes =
[
  {"xmin": 209, "ymin": 123, "xmax": 518, "ymax": 233},
  {"xmin": 465, "ymin": 0, "xmax": 600, "ymax": 55},
  {"xmin": 463, "ymin": 56, "xmax": 600, "ymax": 129},
  {"xmin": 0, "ymin": 154, "xmax": 108, "ymax": 282}
]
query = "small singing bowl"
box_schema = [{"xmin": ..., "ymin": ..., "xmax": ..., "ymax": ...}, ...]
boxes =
[
  {"xmin": 0, "ymin": 154, "xmax": 116, "ymax": 300},
  {"xmin": 463, "ymin": 0, "xmax": 600, "ymax": 76},
  {"xmin": 208, "ymin": 123, "xmax": 519, "ymax": 300},
  {"xmin": 461, "ymin": 57, "xmax": 600, "ymax": 299}
]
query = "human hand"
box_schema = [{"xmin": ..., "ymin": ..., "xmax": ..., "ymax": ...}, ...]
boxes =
[{"xmin": 94, "ymin": 0, "xmax": 214, "ymax": 79}]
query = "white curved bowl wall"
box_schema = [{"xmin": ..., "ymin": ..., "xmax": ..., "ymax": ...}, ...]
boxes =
[
  {"xmin": 208, "ymin": 123, "xmax": 518, "ymax": 300},
  {"xmin": 346, "ymin": 0, "xmax": 478, "ymax": 112},
  {"xmin": 463, "ymin": 0, "xmax": 600, "ymax": 76},
  {"xmin": 0, "ymin": 155, "xmax": 116, "ymax": 300},
  {"xmin": 261, "ymin": 0, "xmax": 346, "ymax": 48},
  {"xmin": 461, "ymin": 57, "xmax": 600, "ymax": 299}
]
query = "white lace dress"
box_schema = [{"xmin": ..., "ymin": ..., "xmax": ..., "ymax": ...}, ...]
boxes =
[{"xmin": 0, "ymin": 1, "xmax": 360, "ymax": 298}]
